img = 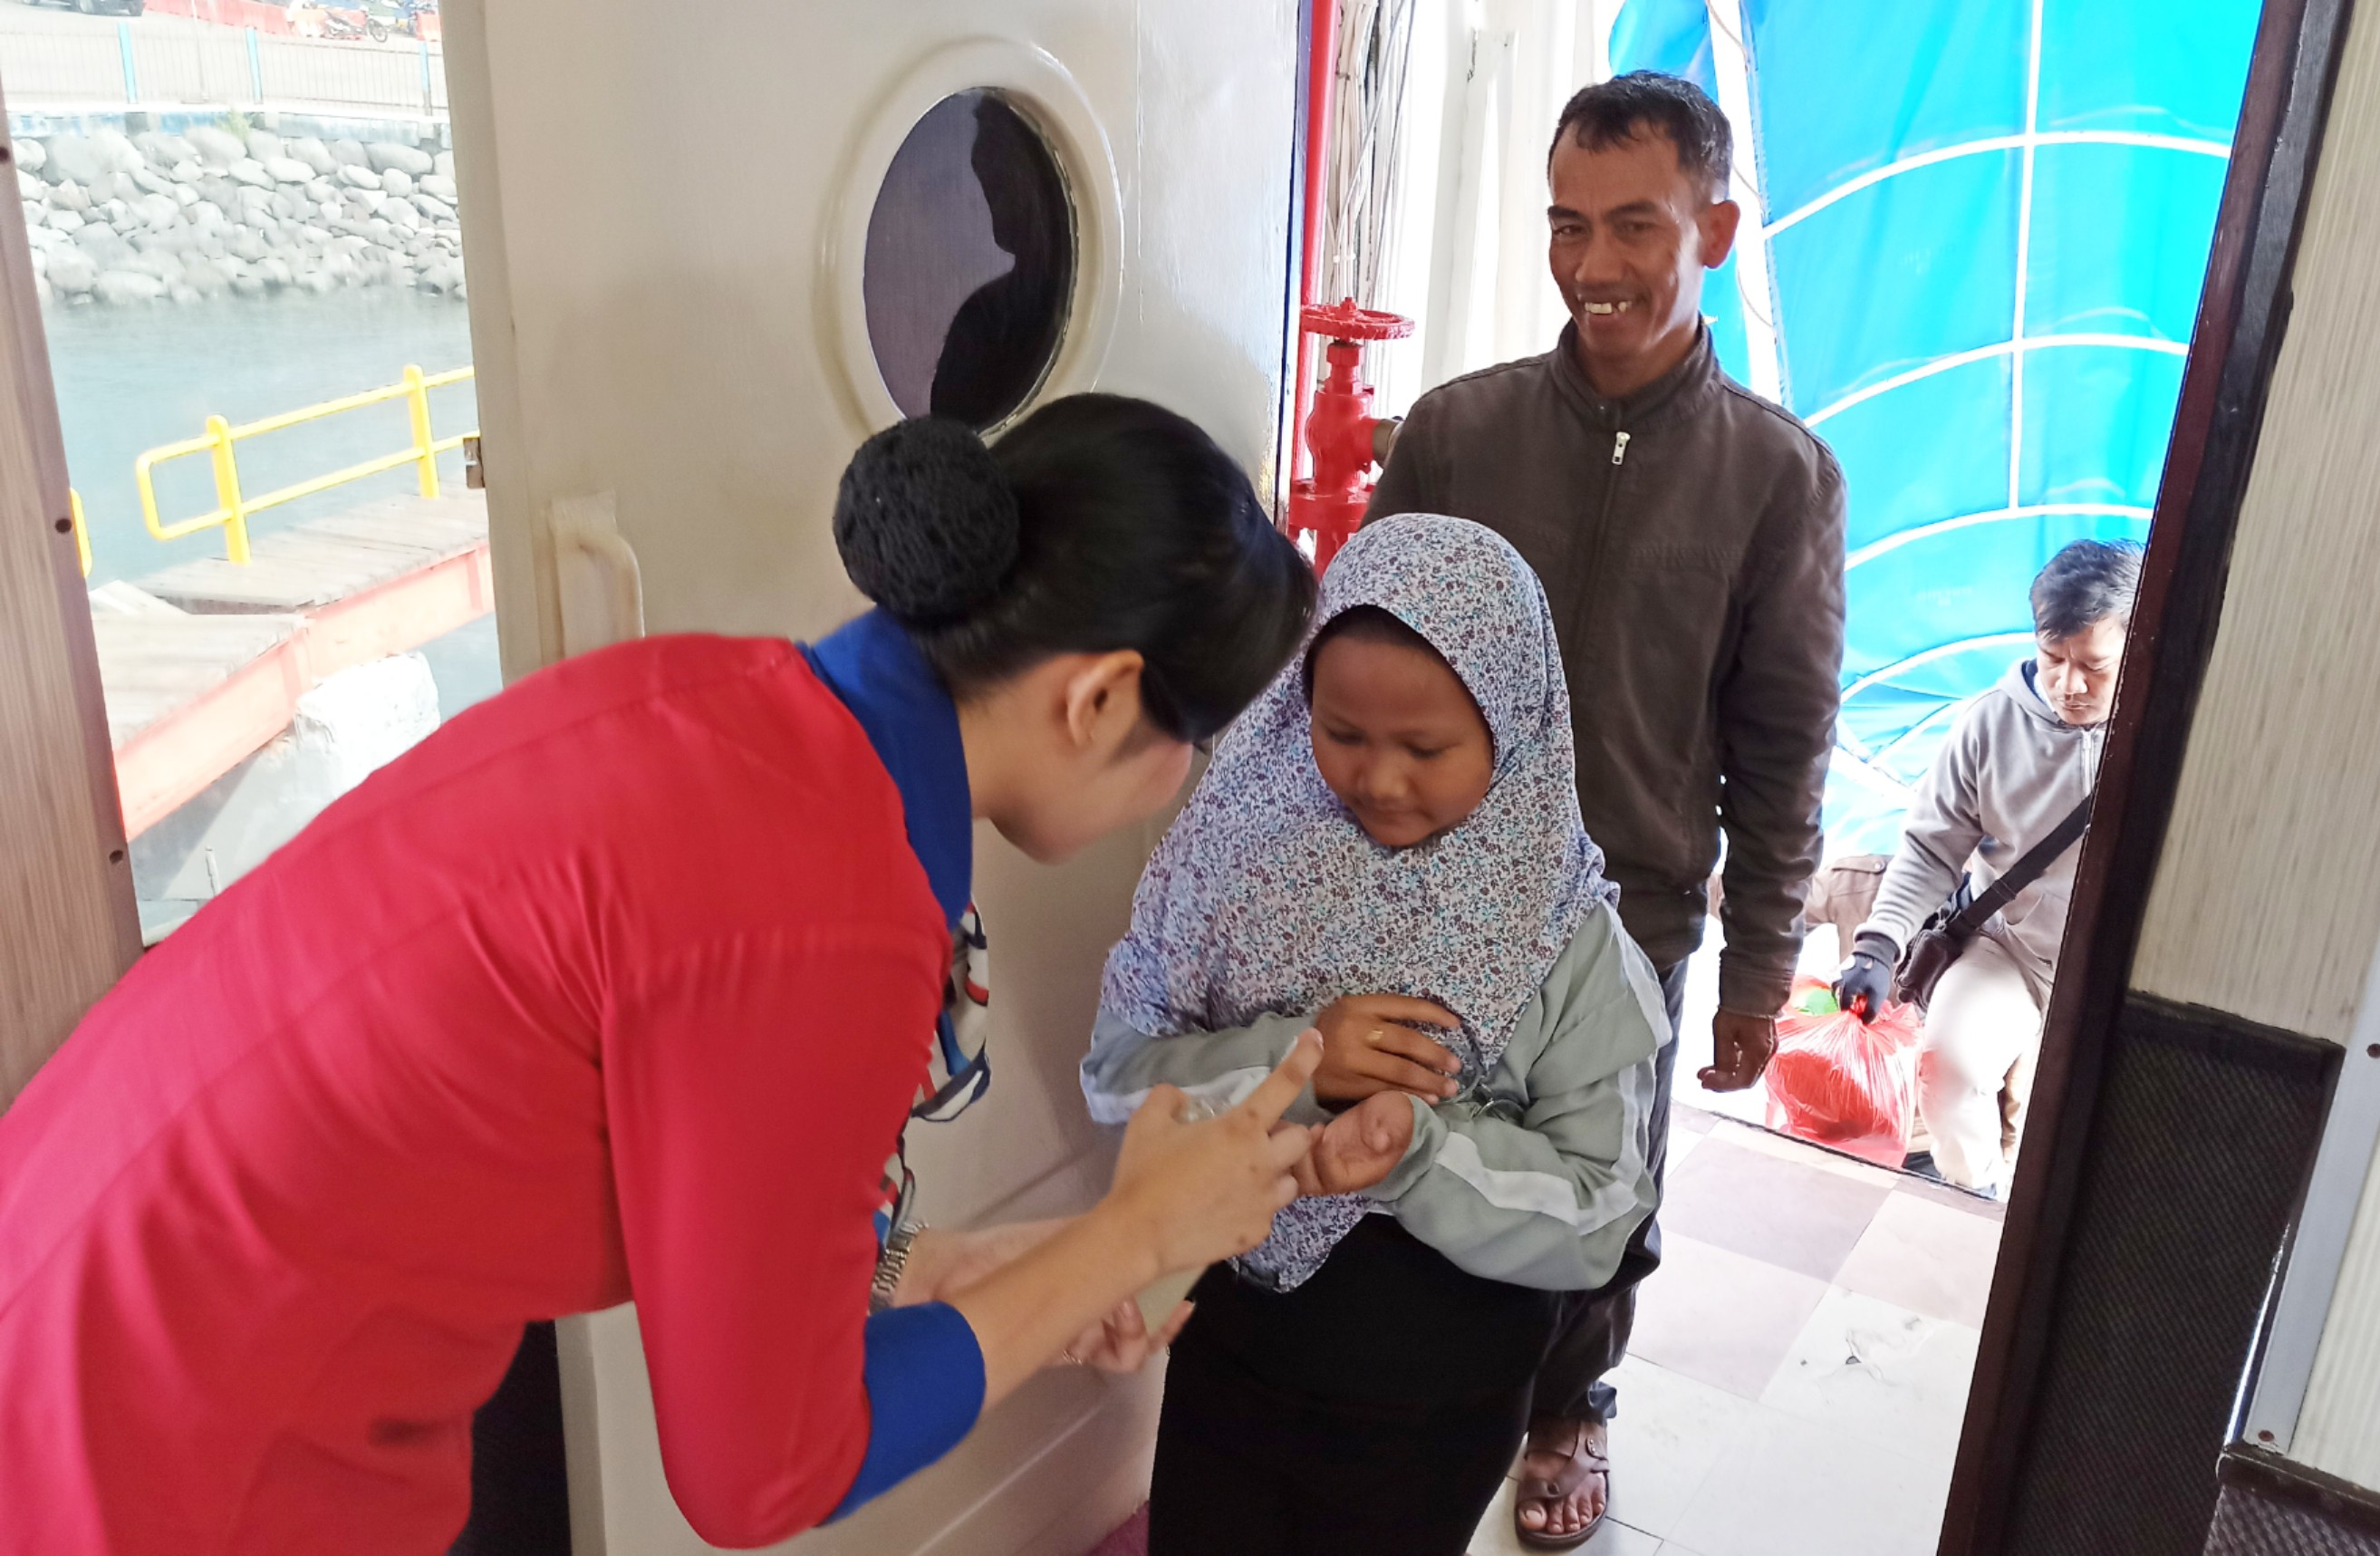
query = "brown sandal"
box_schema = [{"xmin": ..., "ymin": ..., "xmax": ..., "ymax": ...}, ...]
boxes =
[{"xmin": 1513, "ymin": 1416, "xmax": 1610, "ymax": 1551}]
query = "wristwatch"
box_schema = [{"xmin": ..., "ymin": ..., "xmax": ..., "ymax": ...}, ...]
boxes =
[{"xmin": 870, "ymin": 1220, "xmax": 925, "ymax": 1314}]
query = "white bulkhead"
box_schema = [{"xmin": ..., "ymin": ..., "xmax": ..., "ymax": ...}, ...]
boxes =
[{"xmin": 439, "ymin": 1, "xmax": 1301, "ymax": 1550}]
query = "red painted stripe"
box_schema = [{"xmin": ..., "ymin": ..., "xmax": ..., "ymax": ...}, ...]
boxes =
[{"xmin": 114, "ymin": 543, "xmax": 494, "ymax": 839}]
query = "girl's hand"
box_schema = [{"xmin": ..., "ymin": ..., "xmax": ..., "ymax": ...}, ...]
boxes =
[
  {"xmin": 1312, "ymin": 993, "xmax": 1462, "ymax": 1103},
  {"xmin": 1291, "ymin": 1091, "xmax": 1417, "ymax": 1196},
  {"xmin": 1095, "ymin": 1035, "xmax": 1324, "ymax": 1281}
]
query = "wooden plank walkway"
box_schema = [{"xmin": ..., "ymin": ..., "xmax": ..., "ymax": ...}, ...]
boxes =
[
  {"xmin": 92, "ymin": 491, "xmax": 492, "ymax": 837},
  {"xmin": 137, "ymin": 494, "xmax": 490, "ymax": 614},
  {"xmin": 89, "ymin": 607, "xmax": 304, "ymax": 749}
]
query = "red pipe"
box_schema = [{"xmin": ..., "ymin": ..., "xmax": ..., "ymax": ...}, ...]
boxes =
[{"xmin": 1292, "ymin": 0, "xmax": 1340, "ymax": 481}]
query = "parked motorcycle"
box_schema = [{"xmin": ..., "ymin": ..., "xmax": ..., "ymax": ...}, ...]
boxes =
[
  {"xmin": 307, "ymin": 4, "xmax": 379, "ymax": 42},
  {"xmin": 364, "ymin": 0, "xmax": 435, "ymax": 40}
]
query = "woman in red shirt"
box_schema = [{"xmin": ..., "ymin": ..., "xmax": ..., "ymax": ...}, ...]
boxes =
[{"xmin": 0, "ymin": 396, "xmax": 1320, "ymax": 1555}]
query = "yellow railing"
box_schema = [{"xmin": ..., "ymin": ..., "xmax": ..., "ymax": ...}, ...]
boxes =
[
  {"xmin": 133, "ymin": 365, "xmax": 477, "ymax": 565},
  {"xmin": 69, "ymin": 488, "xmax": 91, "ymax": 577}
]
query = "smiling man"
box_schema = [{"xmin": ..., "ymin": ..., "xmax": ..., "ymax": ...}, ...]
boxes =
[
  {"xmin": 1365, "ymin": 72, "xmax": 1845, "ymax": 1550},
  {"xmin": 1835, "ymin": 540, "xmax": 2143, "ymax": 1197}
]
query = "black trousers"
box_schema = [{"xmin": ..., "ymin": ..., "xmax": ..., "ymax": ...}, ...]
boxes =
[
  {"xmin": 1149, "ymin": 1218, "xmax": 1559, "ymax": 1556},
  {"xmin": 1528, "ymin": 959, "xmax": 1687, "ymax": 1424}
]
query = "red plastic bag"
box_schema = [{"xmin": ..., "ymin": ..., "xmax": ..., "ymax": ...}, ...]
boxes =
[{"xmin": 1763, "ymin": 977, "xmax": 1923, "ymax": 1168}]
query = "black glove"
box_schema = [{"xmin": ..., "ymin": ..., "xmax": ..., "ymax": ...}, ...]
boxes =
[{"xmin": 1833, "ymin": 932, "xmax": 1899, "ymax": 1022}]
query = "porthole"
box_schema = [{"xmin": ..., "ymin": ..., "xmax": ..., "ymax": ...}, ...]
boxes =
[
  {"xmin": 862, "ymin": 91, "xmax": 1075, "ymax": 431},
  {"xmin": 824, "ymin": 42, "xmax": 1120, "ymax": 436}
]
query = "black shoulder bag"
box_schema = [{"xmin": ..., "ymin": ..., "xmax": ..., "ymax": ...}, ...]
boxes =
[{"xmin": 1893, "ymin": 794, "xmax": 2094, "ymax": 1010}]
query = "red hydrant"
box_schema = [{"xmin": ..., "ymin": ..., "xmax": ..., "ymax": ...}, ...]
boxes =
[{"xmin": 1287, "ymin": 300, "xmax": 1413, "ymax": 571}]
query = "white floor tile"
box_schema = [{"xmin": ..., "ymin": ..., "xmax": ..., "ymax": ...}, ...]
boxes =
[
  {"xmin": 1757, "ymin": 1287, "xmax": 1980, "ymax": 1465},
  {"xmin": 1711, "ymin": 1117, "xmax": 1902, "ymax": 1189},
  {"xmin": 1664, "ymin": 1406, "xmax": 1954, "ymax": 1556},
  {"xmin": 1629, "ymin": 1234, "xmax": 1831, "ymax": 1398},
  {"xmin": 1836, "ymin": 1188, "xmax": 2005, "ymax": 1329},
  {"xmin": 1599, "ymin": 1358, "xmax": 1762, "ymax": 1537}
]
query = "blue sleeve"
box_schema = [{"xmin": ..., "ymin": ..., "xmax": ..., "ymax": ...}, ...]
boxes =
[{"xmin": 825, "ymin": 1301, "xmax": 988, "ymax": 1521}]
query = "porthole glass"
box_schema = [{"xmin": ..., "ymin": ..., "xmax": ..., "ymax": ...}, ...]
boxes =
[{"xmin": 862, "ymin": 91, "xmax": 1075, "ymax": 430}]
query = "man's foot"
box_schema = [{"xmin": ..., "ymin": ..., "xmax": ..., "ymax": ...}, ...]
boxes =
[{"xmin": 1513, "ymin": 1416, "xmax": 1609, "ymax": 1550}]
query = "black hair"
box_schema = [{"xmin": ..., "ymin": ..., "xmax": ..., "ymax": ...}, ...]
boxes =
[
  {"xmin": 833, "ymin": 395, "xmax": 1316, "ymax": 743},
  {"xmin": 1547, "ymin": 72, "xmax": 1731, "ymax": 202},
  {"xmin": 1301, "ymin": 604, "xmax": 1442, "ymax": 696},
  {"xmin": 2030, "ymin": 539, "xmax": 2144, "ymax": 641}
]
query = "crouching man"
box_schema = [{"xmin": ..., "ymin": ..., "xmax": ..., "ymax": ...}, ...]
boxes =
[{"xmin": 1834, "ymin": 539, "xmax": 2141, "ymax": 1194}]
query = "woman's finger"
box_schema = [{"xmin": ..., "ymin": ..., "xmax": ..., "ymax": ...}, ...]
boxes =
[
  {"xmin": 1074, "ymin": 1298, "xmax": 1150, "ymax": 1372},
  {"xmin": 1266, "ymin": 1120, "xmax": 1321, "ymax": 1174},
  {"xmin": 1105, "ymin": 1296, "xmax": 1148, "ymax": 1342},
  {"xmin": 1153, "ymin": 1301, "xmax": 1194, "ymax": 1348},
  {"xmin": 1230, "ymin": 1031, "xmax": 1323, "ymax": 1131},
  {"xmin": 1135, "ymin": 1083, "xmax": 1188, "ymax": 1133}
]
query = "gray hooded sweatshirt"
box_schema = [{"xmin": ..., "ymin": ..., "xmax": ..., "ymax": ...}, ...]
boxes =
[{"xmin": 1861, "ymin": 659, "xmax": 2105, "ymax": 1000}]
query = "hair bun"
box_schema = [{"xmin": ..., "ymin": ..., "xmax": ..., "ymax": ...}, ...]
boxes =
[{"xmin": 833, "ymin": 417, "xmax": 1020, "ymax": 622}]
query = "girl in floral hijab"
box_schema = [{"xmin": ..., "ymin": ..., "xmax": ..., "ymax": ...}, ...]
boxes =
[{"xmin": 1082, "ymin": 515, "xmax": 1672, "ymax": 1556}]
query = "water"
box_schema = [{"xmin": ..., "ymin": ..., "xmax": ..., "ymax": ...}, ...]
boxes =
[{"xmin": 43, "ymin": 285, "xmax": 502, "ymax": 713}]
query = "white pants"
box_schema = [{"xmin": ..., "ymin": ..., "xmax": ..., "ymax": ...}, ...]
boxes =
[{"xmin": 1916, "ymin": 934, "xmax": 2046, "ymax": 1193}]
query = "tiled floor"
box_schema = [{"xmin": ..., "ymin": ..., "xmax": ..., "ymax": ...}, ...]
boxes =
[{"xmin": 1466, "ymin": 1107, "xmax": 2006, "ymax": 1556}]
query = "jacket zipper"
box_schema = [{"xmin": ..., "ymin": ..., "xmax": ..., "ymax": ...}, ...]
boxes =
[{"xmin": 1563, "ymin": 425, "xmax": 1630, "ymax": 646}]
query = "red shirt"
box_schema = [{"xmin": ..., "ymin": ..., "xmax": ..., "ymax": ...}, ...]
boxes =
[{"xmin": 0, "ymin": 631, "xmax": 966, "ymax": 1554}]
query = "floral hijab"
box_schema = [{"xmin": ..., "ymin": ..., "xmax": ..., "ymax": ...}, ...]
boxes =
[{"xmin": 1100, "ymin": 514, "xmax": 1616, "ymax": 1289}]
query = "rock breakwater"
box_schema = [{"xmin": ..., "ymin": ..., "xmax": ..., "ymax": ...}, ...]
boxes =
[{"xmin": 17, "ymin": 122, "xmax": 466, "ymax": 307}]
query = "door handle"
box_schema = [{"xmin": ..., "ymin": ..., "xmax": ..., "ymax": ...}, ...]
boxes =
[{"xmin": 549, "ymin": 492, "xmax": 644, "ymax": 657}]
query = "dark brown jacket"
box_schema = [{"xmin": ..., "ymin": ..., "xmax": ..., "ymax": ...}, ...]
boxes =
[{"xmin": 1367, "ymin": 326, "xmax": 1845, "ymax": 1012}]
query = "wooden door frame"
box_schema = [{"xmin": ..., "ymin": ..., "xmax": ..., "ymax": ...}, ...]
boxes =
[
  {"xmin": 1938, "ymin": 0, "xmax": 2358, "ymax": 1549},
  {"xmin": 0, "ymin": 82, "xmax": 141, "ymax": 1106}
]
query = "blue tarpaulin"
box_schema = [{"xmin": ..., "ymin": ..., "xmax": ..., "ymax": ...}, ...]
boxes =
[{"xmin": 1609, "ymin": 0, "xmax": 2260, "ymax": 855}]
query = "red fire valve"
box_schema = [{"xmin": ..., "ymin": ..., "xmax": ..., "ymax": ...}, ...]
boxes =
[{"xmin": 1288, "ymin": 301, "xmax": 1414, "ymax": 572}]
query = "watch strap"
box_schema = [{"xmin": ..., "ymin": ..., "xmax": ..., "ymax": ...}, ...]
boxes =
[{"xmin": 870, "ymin": 1220, "xmax": 925, "ymax": 1314}]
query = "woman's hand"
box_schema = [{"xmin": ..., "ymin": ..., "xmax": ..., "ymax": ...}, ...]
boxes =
[
  {"xmin": 1312, "ymin": 993, "xmax": 1462, "ymax": 1103},
  {"xmin": 1094, "ymin": 1033, "xmax": 1325, "ymax": 1281},
  {"xmin": 948, "ymin": 1037, "xmax": 1321, "ymax": 1407},
  {"xmin": 1291, "ymin": 1091, "xmax": 1417, "ymax": 1196},
  {"xmin": 1060, "ymin": 1296, "xmax": 1196, "ymax": 1371},
  {"xmin": 899, "ymin": 1221, "xmax": 1189, "ymax": 1373},
  {"xmin": 892, "ymin": 1222, "xmax": 1065, "ymax": 1308}
]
